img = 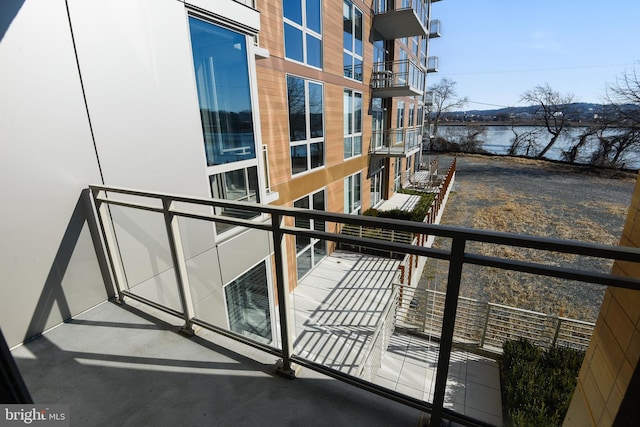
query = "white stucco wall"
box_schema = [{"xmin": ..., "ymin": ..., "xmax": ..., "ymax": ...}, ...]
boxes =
[{"xmin": 0, "ymin": 0, "xmax": 269, "ymax": 347}]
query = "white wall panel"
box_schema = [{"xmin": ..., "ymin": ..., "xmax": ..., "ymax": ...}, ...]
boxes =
[
  {"xmin": 67, "ymin": 0, "xmax": 210, "ymax": 197},
  {"xmin": 0, "ymin": 0, "xmax": 107, "ymax": 347}
]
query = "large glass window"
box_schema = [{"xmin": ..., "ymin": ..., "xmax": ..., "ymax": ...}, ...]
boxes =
[
  {"xmin": 399, "ymin": 48, "xmax": 408, "ymax": 85},
  {"xmin": 209, "ymin": 166, "xmax": 259, "ymax": 234},
  {"xmin": 287, "ymin": 75, "xmax": 324, "ymax": 175},
  {"xmin": 408, "ymin": 103, "xmax": 415, "ymax": 128},
  {"xmin": 412, "ymin": 36, "xmax": 419, "ymax": 56},
  {"xmin": 225, "ymin": 261, "xmax": 272, "ymax": 344},
  {"xmin": 343, "ymin": 89, "xmax": 362, "ymax": 159},
  {"xmin": 284, "ymin": 0, "xmax": 322, "ymax": 68},
  {"xmin": 344, "ymin": 172, "xmax": 362, "ymax": 214},
  {"xmin": 189, "ymin": 17, "xmax": 256, "ymax": 166},
  {"xmin": 294, "ymin": 190, "xmax": 326, "ymax": 279},
  {"xmin": 396, "ymin": 100, "xmax": 405, "ymax": 128},
  {"xmin": 343, "ymin": 1, "xmax": 363, "ymax": 81},
  {"xmin": 420, "ymin": 37, "xmax": 428, "ymax": 68}
]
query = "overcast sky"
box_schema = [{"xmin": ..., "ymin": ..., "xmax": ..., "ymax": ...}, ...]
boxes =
[{"xmin": 427, "ymin": 0, "xmax": 640, "ymax": 110}]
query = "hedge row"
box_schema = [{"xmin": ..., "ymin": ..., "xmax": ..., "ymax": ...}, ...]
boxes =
[
  {"xmin": 501, "ymin": 338, "xmax": 584, "ymax": 426},
  {"xmin": 363, "ymin": 190, "xmax": 436, "ymax": 222}
]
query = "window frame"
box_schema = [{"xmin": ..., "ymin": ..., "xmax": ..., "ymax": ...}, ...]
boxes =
[
  {"xmin": 344, "ymin": 172, "xmax": 362, "ymax": 215},
  {"xmin": 283, "ymin": 0, "xmax": 323, "ymax": 69},
  {"xmin": 294, "ymin": 188, "xmax": 327, "ymax": 280},
  {"xmin": 343, "ymin": 0, "xmax": 363, "ymax": 81},
  {"xmin": 343, "ymin": 88, "xmax": 363, "ymax": 159},
  {"xmin": 223, "ymin": 259, "xmax": 273, "ymax": 345},
  {"xmin": 287, "ymin": 75, "xmax": 325, "ymax": 176}
]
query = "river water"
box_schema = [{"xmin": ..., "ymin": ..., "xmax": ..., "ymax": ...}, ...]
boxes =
[{"xmin": 439, "ymin": 125, "xmax": 640, "ymax": 169}]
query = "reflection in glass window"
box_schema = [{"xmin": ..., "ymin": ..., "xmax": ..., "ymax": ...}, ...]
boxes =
[
  {"xmin": 225, "ymin": 261, "xmax": 272, "ymax": 344},
  {"xmin": 209, "ymin": 166, "xmax": 260, "ymax": 235},
  {"xmin": 294, "ymin": 190, "xmax": 326, "ymax": 279},
  {"xmin": 287, "ymin": 76, "xmax": 324, "ymax": 175},
  {"xmin": 189, "ymin": 17, "xmax": 256, "ymax": 166},
  {"xmin": 343, "ymin": 1, "xmax": 363, "ymax": 81},
  {"xmin": 344, "ymin": 89, "xmax": 362, "ymax": 159},
  {"xmin": 284, "ymin": 0, "xmax": 322, "ymax": 68}
]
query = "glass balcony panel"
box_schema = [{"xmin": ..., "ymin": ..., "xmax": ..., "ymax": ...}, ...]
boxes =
[
  {"xmin": 370, "ymin": 127, "xmax": 422, "ymax": 157},
  {"xmin": 109, "ymin": 204, "xmax": 182, "ymax": 313},
  {"xmin": 371, "ymin": 60, "xmax": 425, "ymax": 98}
]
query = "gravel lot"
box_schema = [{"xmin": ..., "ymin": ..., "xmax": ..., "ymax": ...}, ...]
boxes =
[{"xmin": 424, "ymin": 154, "xmax": 637, "ymax": 321}]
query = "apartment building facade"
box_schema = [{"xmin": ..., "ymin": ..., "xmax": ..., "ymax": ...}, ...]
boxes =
[
  {"xmin": 1, "ymin": 0, "xmax": 440, "ymax": 349},
  {"xmin": 255, "ymin": 0, "xmax": 441, "ymax": 289}
]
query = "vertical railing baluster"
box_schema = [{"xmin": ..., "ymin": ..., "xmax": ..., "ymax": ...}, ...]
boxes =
[
  {"xmin": 92, "ymin": 188, "xmax": 127, "ymax": 303},
  {"xmin": 430, "ymin": 237, "xmax": 466, "ymax": 427},
  {"xmin": 272, "ymin": 213, "xmax": 295, "ymax": 378},
  {"xmin": 551, "ymin": 316, "xmax": 562, "ymax": 348},
  {"xmin": 480, "ymin": 302, "xmax": 491, "ymax": 348},
  {"xmin": 162, "ymin": 198, "xmax": 195, "ymax": 335}
]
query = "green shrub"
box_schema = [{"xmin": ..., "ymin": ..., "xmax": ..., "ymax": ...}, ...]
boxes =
[{"xmin": 501, "ymin": 338, "xmax": 584, "ymax": 426}]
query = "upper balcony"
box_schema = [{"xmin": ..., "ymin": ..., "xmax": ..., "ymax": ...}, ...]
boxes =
[
  {"xmin": 429, "ymin": 19, "xmax": 442, "ymax": 38},
  {"xmin": 372, "ymin": 0, "xmax": 429, "ymax": 40},
  {"xmin": 427, "ymin": 56, "xmax": 439, "ymax": 73},
  {"xmin": 370, "ymin": 127, "xmax": 422, "ymax": 157},
  {"xmin": 371, "ymin": 59, "xmax": 425, "ymax": 98}
]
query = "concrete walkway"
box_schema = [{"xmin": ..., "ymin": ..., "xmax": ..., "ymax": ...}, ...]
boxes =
[
  {"xmin": 375, "ymin": 333, "xmax": 503, "ymax": 426},
  {"xmin": 293, "ymin": 251, "xmax": 504, "ymax": 426},
  {"xmin": 293, "ymin": 251, "xmax": 400, "ymax": 375}
]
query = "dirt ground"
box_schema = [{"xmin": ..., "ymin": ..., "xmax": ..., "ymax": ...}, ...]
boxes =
[{"xmin": 423, "ymin": 154, "xmax": 637, "ymax": 321}]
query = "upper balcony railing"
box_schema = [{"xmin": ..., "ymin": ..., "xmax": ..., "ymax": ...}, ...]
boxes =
[
  {"xmin": 370, "ymin": 127, "xmax": 422, "ymax": 157},
  {"xmin": 371, "ymin": 59, "xmax": 425, "ymax": 98},
  {"xmin": 372, "ymin": 0, "xmax": 429, "ymax": 40},
  {"xmin": 89, "ymin": 184, "xmax": 640, "ymax": 427}
]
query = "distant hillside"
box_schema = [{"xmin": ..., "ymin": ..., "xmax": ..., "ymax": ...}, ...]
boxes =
[{"xmin": 439, "ymin": 102, "xmax": 637, "ymax": 123}]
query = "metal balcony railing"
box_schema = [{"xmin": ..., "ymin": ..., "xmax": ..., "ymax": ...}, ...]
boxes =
[
  {"xmin": 371, "ymin": 59, "xmax": 425, "ymax": 97},
  {"xmin": 89, "ymin": 184, "xmax": 640, "ymax": 427},
  {"xmin": 370, "ymin": 127, "xmax": 422, "ymax": 156},
  {"xmin": 373, "ymin": 0, "xmax": 429, "ymax": 40},
  {"xmin": 395, "ymin": 286, "xmax": 595, "ymax": 352}
]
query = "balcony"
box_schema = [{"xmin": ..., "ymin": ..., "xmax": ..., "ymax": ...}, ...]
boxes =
[
  {"xmin": 7, "ymin": 183, "xmax": 640, "ymax": 426},
  {"xmin": 372, "ymin": 0, "xmax": 429, "ymax": 40},
  {"xmin": 370, "ymin": 127, "xmax": 422, "ymax": 157},
  {"xmin": 371, "ymin": 60, "xmax": 425, "ymax": 98},
  {"xmin": 429, "ymin": 19, "xmax": 442, "ymax": 38},
  {"xmin": 427, "ymin": 56, "xmax": 439, "ymax": 73}
]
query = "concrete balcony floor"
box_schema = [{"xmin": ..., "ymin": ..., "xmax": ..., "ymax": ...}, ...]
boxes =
[
  {"xmin": 12, "ymin": 250, "xmax": 502, "ymax": 426},
  {"xmin": 12, "ymin": 300, "xmax": 423, "ymax": 426}
]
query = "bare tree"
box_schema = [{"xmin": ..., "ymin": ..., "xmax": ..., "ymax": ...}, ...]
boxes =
[
  {"xmin": 508, "ymin": 125, "xmax": 544, "ymax": 157},
  {"xmin": 426, "ymin": 78, "xmax": 468, "ymax": 149},
  {"xmin": 520, "ymin": 83, "xmax": 575, "ymax": 159},
  {"xmin": 593, "ymin": 65, "xmax": 640, "ymax": 167}
]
